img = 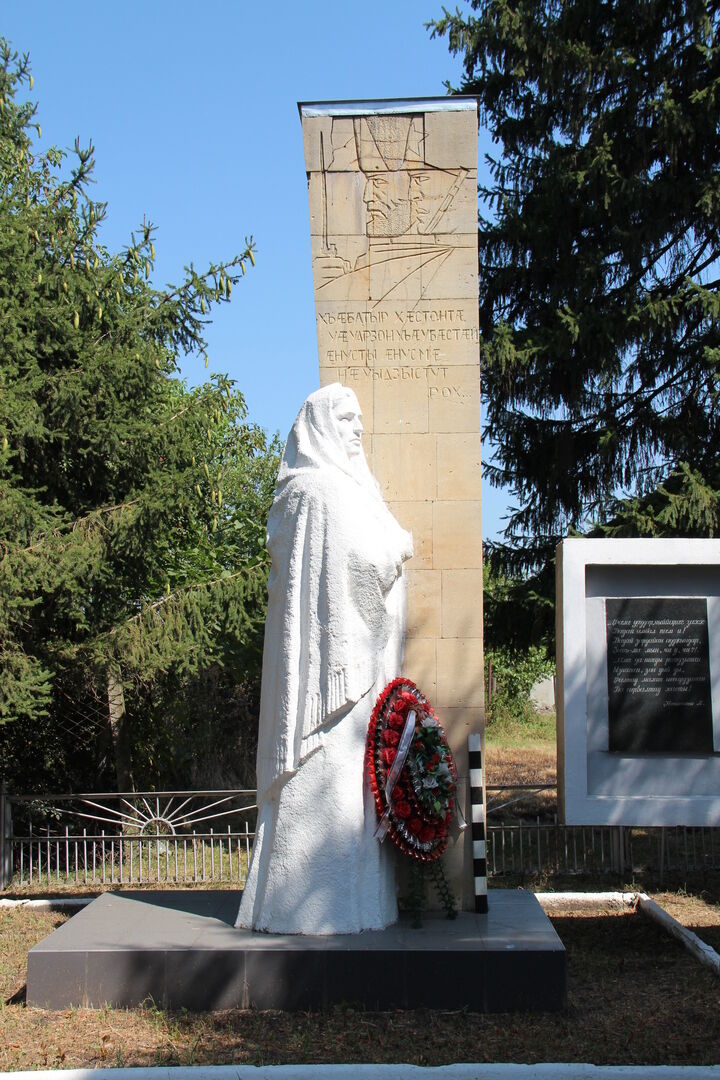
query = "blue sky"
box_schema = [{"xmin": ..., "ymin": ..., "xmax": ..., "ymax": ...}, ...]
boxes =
[{"xmin": 3, "ymin": 1, "xmax": 513, "ymax": 540}]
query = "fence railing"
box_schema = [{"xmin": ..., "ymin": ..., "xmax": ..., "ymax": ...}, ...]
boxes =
[
  {"xmin": 1, "ymin": 785, "xmax": 257, "ymax": 890},
  {"xmin": 12, "ymin": 826, "xmax": 254, "ymax": 888},
  {"xmin": 485, "ymin": 782, "xmax": 720, "ymax": 880},
  {"xmin": 486, "ymin": 818, "xmax": 720, "ymax": 880},
  {"xmin": 2, "ymin": 782, "xmax": 720, "ymax": 890}
]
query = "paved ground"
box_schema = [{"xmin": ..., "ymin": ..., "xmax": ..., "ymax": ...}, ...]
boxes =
[{"xmin": 5, "ymin": 1063, "xmax": 720, "ymax": 1079}]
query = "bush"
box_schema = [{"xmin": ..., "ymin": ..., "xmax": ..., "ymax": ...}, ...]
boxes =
[{"xmin": 485, "ymin": 646, "xmax": 554, "ymax": 729}]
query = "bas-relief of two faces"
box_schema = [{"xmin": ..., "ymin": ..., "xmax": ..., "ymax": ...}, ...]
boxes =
[
  {"xmin": 363, "ymin": 170, "xmax": 432, "ymax": 237},
  {"xmin": 354, "ymin": 115, "xmax": 430, "ymax": 236},
  {"xmin": 333, "ymin": 114, "xmax": 454, "ymax": 239}
]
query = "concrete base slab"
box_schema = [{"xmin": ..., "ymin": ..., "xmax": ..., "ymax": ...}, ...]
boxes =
[{"xmin": 27, "ymin": 889, "xmax": 565, "ymax": 1012}]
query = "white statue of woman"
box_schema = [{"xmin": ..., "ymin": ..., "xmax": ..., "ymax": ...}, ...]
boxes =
[{"xmin": 236, "ymin": 383, "xmax": 413, "ymax": 934}]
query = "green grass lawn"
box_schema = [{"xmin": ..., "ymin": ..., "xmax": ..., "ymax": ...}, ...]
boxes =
[{"xmin": 485, "ymin": 706, "xmax": 556, "ymax": 749}]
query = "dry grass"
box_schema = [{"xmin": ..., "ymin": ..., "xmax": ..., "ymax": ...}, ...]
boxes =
[
  {"xmin": 0, "ymin": 908, "xmax": 68, "ymax": 1006},
  {"xmin": 651, "ymin": 887, "xmax": 720, "ymax": 953},
  {"xmin": 3, "ymin": 722, "xmax": 719, "ymax": 1067},
  {"xmin": 4, "ymin": 879, "xmax": 241, "ymax": 898},
  {"xmin": 485, "ymin": 742, "xmax": 557, "ymax": 788},
  {"xmin": 485, "ymin": 735, "xmax": 557, "ymax": 821},
  {"xmin": 2, "ymin": 901, "xmax": 720, "ymax": 1068}
]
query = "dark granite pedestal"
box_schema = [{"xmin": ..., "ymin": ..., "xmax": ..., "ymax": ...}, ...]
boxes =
[{"xmin": 27, "ymin": 889, "xmax": 566, "ymax": 1012}]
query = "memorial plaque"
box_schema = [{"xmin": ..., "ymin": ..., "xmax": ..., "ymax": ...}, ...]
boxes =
[
  {"xmin": 605, "ymin": 597, "xmax": 713, "ymax": 753},
  {"xmin": 300, "ymin": 99, "xmax": 483, "ymax": 907}
]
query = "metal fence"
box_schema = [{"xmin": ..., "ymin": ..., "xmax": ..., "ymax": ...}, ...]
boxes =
[
  {"xmin": 485, "ymin": 783, "xmax": 720, "ymax": 880},
  {"xmin": 2, "ymin": 781, "xmax": 720, "ymax": 890},
  {"xmin": 486, "ymin": 818, "xmax": 720, "ymax": 879},
  {"xmin": 0, "ymin": 784, "xmax": 257, "ymax": 890}
]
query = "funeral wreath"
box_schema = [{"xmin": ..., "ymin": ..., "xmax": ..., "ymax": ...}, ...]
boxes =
[{"xmin": 366, "ymin": 677, "xmax": 459, "ymax": 919}]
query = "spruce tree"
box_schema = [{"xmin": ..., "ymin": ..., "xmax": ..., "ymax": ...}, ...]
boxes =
[
  {"xmin": 0, "ymin": 41, "xmax": 272, "ymax": 790},
  {"xmin": 431, "ymin": 0, "xmax": 720, "ymax": 565}
]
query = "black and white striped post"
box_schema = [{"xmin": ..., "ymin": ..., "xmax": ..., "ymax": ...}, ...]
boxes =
[{"xmin": 468, "ymin": 733, "xmax": 488, "ymax": 913}]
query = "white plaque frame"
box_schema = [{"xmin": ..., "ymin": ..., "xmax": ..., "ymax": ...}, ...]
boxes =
[{"xmin": 557, "ymin": 538, "xmax": 720, "ymax": 826}]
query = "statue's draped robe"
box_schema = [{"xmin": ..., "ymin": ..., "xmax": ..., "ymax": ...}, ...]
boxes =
[{"xmin": 236, "ymin": 386, "xmax": 412, "ymax": 934}]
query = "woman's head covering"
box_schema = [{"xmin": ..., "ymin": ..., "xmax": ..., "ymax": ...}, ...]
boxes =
[
  {"xmin": 255, "ymin": 382, "xmax": 413, "ymax": 801},
  {"xmin": 276, "ymin": 383, "xmax": 376, "ymax": 492}
]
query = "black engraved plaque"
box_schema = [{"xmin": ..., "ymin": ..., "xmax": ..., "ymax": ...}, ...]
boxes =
[{"xmin": 605, "ymin": 597, "xmax": 713, "ymax": 753}]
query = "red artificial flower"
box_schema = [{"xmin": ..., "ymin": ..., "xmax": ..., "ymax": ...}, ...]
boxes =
[{"xmin": 369, "ymin": 677, "xmax": 458, "ymax": 863}]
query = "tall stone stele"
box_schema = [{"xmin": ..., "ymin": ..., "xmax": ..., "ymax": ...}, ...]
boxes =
[{"xmin": 299, "ymin": 98, "xmax": 484, "ymax": 908}]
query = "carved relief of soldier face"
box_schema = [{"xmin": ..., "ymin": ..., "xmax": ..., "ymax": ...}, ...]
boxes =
[
  {"xmin": 363, "ymin": 172, "xmax": 412, "ymax": 237},
  {"xmin": 409, "ymin": 171, "xmax": 433, "ymax": 232}
]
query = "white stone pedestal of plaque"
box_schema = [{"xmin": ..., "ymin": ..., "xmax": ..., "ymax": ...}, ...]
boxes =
[{"xmin": 557, "ymin": 537, "xmax": 720, "ymax": 825}]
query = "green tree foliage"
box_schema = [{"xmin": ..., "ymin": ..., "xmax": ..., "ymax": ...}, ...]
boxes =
[
  {"xmin": 0, "ymin": 41, "xmax": 276, "ymax": 790},
  {"xmin": 431, "ymin": 1, "xmax": 720, "ymax": 564},
  {"xmin": 118, "ymin": 432, "xmax": 283, "ymax": 791},
  {"xmin": 484, "ymin": 644, "xmax": 554, "ymax": 728},
  {"xmin": 483, "ymin": 560, "xmax": 554, "ymax": 728},
  {"xmin": 483, "ymin": 559, "xmax": 554, "ymax": 655},
  {"xmin": 589, "ymin": 459, "xmax": 720, "ymax": 537}
]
